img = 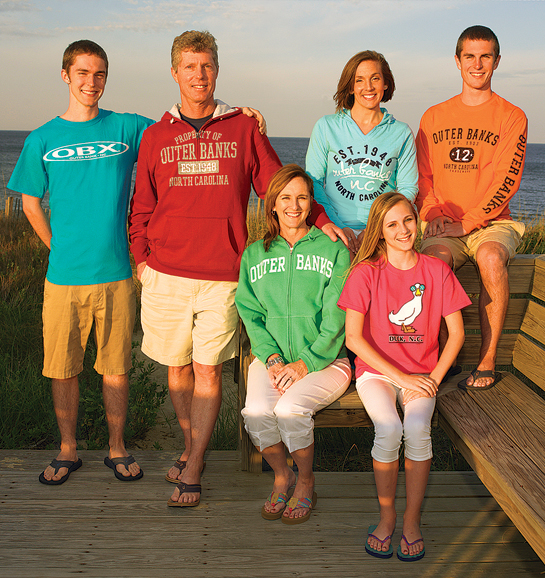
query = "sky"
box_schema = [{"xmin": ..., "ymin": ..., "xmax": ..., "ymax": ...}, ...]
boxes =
[{"xmin": 1, "ymin": 0, "xmax": 544, "ymax": 141}]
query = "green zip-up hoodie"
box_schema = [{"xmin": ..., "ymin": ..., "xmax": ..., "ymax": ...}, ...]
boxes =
[{"xmin": 235, "ymin": 226, "xmax": 350, "ymax": 372}]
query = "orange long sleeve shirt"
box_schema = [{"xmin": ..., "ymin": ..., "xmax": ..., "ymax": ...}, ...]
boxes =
[{"xmin": 416, "ymin": 93, "xmax": 527, "ymax": 233}]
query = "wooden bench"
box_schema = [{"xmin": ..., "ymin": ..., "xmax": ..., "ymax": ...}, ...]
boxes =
[{"xmin": 237, "ymin": 254, "xmax": 545, "ymax": 563}]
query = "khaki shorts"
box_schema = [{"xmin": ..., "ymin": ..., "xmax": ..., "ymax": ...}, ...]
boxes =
[
  {"xmin": 420, "ymin": 220, "xmax": 525, "ymax": 270},
  {"xmin": 140, "ymin": 266, "xmax": 239, "ymax": 367},
  {"xmin": 42, "ymin": 278, "xmax": 135, "ymax": 379}
]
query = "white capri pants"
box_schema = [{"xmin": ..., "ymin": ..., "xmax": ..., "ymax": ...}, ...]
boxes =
[
  {"xmin": 356, "ymin": 372, "xmax": 436, "ymax": 463},
  {"xmin": 242, "ymin": 357, "xmax": 351, "ymax": 454}
]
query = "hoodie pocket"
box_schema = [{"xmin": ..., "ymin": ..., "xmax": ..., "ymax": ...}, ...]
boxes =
[{"xmin": 155, "ymin": 215, "xmax": 239, "ymax": 273}]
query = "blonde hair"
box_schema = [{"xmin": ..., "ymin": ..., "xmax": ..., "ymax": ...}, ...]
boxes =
[
  {"xmin": 263, "ymin": 164, "xmax": 314, "ymax": 252},
  {"xmin": 171, "ymin": 30, "xmax": 219, "ymax": 70},
  {"xmin": 347, "ymin": 192, "xmax": 417, "ymax": 277}
]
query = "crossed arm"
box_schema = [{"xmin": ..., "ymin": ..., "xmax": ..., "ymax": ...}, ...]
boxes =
[{"xmin": 345, "ymin": 308, "xmax": 465, "ymax": 404}]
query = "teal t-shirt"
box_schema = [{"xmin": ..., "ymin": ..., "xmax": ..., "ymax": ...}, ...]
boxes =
[{"xmin": 8, "ymin": 109, "xmax": 154, "ymax": 285}]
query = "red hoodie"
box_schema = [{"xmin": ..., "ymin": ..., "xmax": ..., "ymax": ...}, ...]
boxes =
[{"xmin": 129, "ymin": 102, "xmax": 330, "ymax": 282}]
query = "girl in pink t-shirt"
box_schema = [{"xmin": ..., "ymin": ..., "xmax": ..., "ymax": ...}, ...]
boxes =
[{"xmin": 338, "ymin": 192, "xmax": 470, "ymax": 561}]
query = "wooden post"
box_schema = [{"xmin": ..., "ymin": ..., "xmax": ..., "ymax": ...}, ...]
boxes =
[
  {"xmin": 237, "ymin": 321, "xmax": 262, "ymax": 472},
  {"xmin": 5, "ymin": 196, "xmax": 13, "ymax": 217}
]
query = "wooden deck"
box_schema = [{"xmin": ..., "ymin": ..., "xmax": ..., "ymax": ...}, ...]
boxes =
[{"xmin": 1, "ymin": 450, "xmax": 543, "ymax": 577}]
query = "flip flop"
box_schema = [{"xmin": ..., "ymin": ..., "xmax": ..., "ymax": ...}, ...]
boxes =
[
  {"xmin": 261, "ymin": 491, "xmax": 290, "ymax": 520},
  {"xmin": 281, "ymin": 491, "xmax": 317, "ymax": 525},
  {"xmin": 458, "ymin": 368, "xmax": 500, "ymax": 391},
  {"xmin": 39, "ymin": 458, "xmax": 82, "ymax": 485},
  {"xmin": 104, "ymin": 455, "xmax": 143, "ymax": 481},
  {"xmin": 365, "ymin": 524, "xmax": 394, "ymax": 558},
  {"xmin": 167, "ymin": 482, "xmax": 201, "ymax": 507},
  {"xmin": 397, "ymin": 534, "xmax": 425, "ymax": 561},
  {"xmin": 165, "ymin": 460, "xmax": 206, "ymax": 483}
]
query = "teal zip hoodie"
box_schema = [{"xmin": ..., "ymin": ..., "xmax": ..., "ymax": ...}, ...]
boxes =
[
  {"xmin": 235, "ymin": 226, "xmax": 350, "ymax": 372},
  {"xmin": 306, "ymin": 108, "xmax": 417, "ymax": 230}
]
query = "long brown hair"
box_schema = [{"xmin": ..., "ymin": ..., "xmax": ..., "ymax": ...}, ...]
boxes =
[
  {"xmin": 346, "ymin": 192, "xmax": 417, "ymax": 277},
  {"xmin": 334, "ymin": 50, "xmax": 395, "ymax": 112},
  {"xmin": 263, "ymin": 164, "xmax": 314, "ymax": 252}
]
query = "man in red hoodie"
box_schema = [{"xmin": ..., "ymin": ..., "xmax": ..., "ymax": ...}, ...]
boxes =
[{"xmin": 129, "ymin": 30, "xmax": 344, "ymax": 506}]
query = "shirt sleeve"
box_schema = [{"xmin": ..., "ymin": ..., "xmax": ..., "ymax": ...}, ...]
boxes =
[
  {"xmin": 129, "ymin": 129, "xmax": 157, "ymax": 265},
  {"xmin": 234, "ymin": 247, "xmax": 283, "ymax": 365},
  {"xmin": 337, "ymin": 264, "xmax": 372, "ymax": 315},
  {"xmin": 440, "ymin": 262, "xmax": 472, "ymax": 317},
  {"xmin": 396, "ymin": 127, "xmax": 418, "ymax": 204},
  {"xmin": 7, "ymin": 132, "xmax": 48, "ymax": 199},
  {"xmin": 461, "ymin": 108, "xmax": 527, "ymax": 232}
]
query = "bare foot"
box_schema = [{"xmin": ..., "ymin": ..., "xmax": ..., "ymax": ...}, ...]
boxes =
[{"xmin": 368, "ymin": 516, "xmax": 396, "ymax": 553}]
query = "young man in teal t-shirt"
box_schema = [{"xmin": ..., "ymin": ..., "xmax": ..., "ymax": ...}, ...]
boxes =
[{"xmin": 8, "ymin": 40, "xmax": 154, "ymax": 485}]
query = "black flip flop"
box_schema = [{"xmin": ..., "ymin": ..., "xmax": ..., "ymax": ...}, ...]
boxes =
[
  {"xmin": 167, "ymin": 482, "xmax": 201, "ymax": 507},
  {"xmin": 104, "ymin": 455, "xmax": 143, "ymax": 481},
  {"xmin": 39, "ymin": 458, "xmax": 82, "ymax": 485},
  {"xmin": 458, "ymin": 369, "xmax": 499, "ymax": 391}
]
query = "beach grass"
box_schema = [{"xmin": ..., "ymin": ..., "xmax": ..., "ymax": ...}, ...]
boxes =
[{"xmin": 0, "ymin": 214, "xmax": 166, "ymax": 450}]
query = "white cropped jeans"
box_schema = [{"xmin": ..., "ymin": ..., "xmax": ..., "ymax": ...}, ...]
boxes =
[
  {"xmin": 356, "ymin": 372, "xmax": 436, "ymax": 463},
  {"xmin": 242, "ymin": 357, "xmax": 351, "ymax": 453}
]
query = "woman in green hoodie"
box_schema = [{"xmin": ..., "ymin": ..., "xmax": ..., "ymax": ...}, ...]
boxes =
[{"xmin": 235, "ymin": 164, "xmax": 351, "ymax": 524}]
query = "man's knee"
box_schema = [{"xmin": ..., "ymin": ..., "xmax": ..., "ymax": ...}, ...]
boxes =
[
  {"xmin": 421, "ymin": 243, "xmax": 453, "ymax": 267},
  {"xmin": 475, "ymin": 242, "xmax": 509, "ymax": 278}
]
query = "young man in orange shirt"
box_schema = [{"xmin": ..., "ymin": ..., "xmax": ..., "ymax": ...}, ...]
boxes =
[{"xmin": 416, "ymin": 25, "xmax": 527, "ymax": 390}]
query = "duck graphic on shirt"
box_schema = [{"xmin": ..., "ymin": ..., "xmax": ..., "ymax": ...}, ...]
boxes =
[{"xmin": 388, "ymin": 283, "xmax": 425, "ymax": 333}]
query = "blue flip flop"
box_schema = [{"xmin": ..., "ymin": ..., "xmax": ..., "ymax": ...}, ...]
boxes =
[
  {"xmin": 397, "ymin": 534, "xmax": 425, "ymax": 561},
  {"xmin": 365, "ymin": 524, "xmax": 393, "ymax": 558}
]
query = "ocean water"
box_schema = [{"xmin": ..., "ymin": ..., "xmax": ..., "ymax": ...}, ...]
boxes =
[{"xmin": 1, "ymin": 131, "xmax": 543, "ymax": 222}]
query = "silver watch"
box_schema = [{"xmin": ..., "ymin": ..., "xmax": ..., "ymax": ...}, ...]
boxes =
[{"xmin": 266, "ymin": 356, "xmax": 285, "ymax": 369}]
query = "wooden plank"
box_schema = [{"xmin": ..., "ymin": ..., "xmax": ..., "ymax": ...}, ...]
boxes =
[
  {"xmin": 513, "ymin": 335, "xmax": 545, "ymax": 393},
  {"xmin": 461, "ymin": 375, "xmax": 545, "ymax": 473},
  {"xmin": 520, "ymin": 300, "xmax": 545, "ymax": 346},
  {"xmin": 531, "ymin": 256, "xmax": 545, "ymax": 302},
  {"xmin": 495, "ymin": 373, "xmax": 545, "ymax": 433},
  {"xmin": 437, "ymin": 390, "xmax": 545, "ymax": 563},
  {"xmin": 456, "ymin": 256, "xmax": 535, "ymax": 295},
  {"xmin": 462, "ymin": 298, "xmax": 527, "ymax": 331},
  {"xmin": 1, "ymin": 451, "xmax": 543, "ymax": 578}
]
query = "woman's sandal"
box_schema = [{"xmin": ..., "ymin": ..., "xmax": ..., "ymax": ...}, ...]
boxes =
[
  {"xmin": 281, "ymin": 491, "xmax": 318, "ymax": 525},
  {"xmin": 397, "ymin": 534, "xmax": 425, "ymax": 561},
  {"xmin": 261, "ymin": 491, "xmax": 290, "ymax": 520},
  {"xmin": 365, "ymin": 524, "xmax": 394, "ymax": 558}
]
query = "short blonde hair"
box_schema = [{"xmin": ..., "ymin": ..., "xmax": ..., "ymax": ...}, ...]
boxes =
[{"xmin": 171, "ymin": 30, "xmax": 219, "ymax": 70}]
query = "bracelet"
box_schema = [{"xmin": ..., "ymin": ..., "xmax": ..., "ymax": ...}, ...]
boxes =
[{"xmin": 266, "ymin": 356, "xmax": 285, "ymax": 369}]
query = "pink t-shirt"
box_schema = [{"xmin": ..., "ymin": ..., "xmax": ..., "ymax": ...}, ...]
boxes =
[{"xmin": 338, "ymin": 253, "xmax": 471, "ymax": 378}]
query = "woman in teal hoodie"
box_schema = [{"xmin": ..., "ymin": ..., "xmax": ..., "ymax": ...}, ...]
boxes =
[
  {"xmin": 235, "ymin": 164, "xmax": 351, "ymax": 524},
  {"xmin": 306, "ymin": 51, "xmax": 418, "ymax": 255}
]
